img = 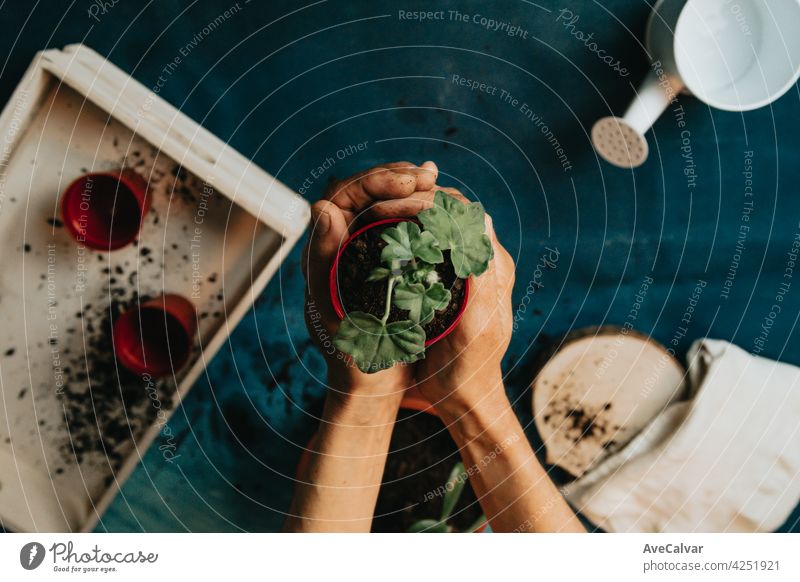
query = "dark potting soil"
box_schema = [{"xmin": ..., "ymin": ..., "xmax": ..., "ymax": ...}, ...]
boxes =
[
  {"xmin": 372, "ymin": 408, "xmax": 483, "ymax": 532},
  {"xmin": 0, "ymin": 148, "xmax": 231, "ymax": 480},
  {"xmin": 336, "ymin": 224, "xmax": 466, "ymax": 339},
  {"xmin": 51, "ymin": 154, "xmax": 231, "ymax": 473},
  {"xmin": 56, "ymin": 292, "xmax": 179, "ymax": 470}
]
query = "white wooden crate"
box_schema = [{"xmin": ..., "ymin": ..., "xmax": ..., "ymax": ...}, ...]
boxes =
[{"xmin": 0, "ymin": 44, "xmax": 309, "ymax": 532}]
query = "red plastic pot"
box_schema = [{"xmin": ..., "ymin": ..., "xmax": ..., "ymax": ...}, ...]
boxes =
[
  {"xmin": 113, "ymin": 294, "xmax": 197, "ymax": 377},
  {"xmin": 61, "ymin": 169, "xmax": 150, "ymax": 251},
  {"xmin": 329, "ymin": 217, "xmax": 470, "ymax": 346}
]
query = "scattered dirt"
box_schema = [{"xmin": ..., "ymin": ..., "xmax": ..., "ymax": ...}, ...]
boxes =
[
  {"xmin": 539, "ymin": 393, "xmax": 622, "ymax": 454},
  {"xmin": 56, "ymin": 288, "xmax": 178, "ymax": 468},
  {"xmin": 1, "ymin": 138, "xmax": 231, "ymax": 484},
  {"xmin": 336, "ymin": 223, "xmax": 466, "ymax": 340}
]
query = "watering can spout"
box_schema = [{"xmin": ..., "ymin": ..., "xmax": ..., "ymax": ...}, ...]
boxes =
[{"xmin": 591, "ymin": 69, "xmax": 681, "ymax": 168}]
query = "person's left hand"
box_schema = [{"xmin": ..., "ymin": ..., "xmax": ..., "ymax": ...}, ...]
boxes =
[{"xmin": 302, "ymin": 161, "xmax": 439, "ymax": 399}]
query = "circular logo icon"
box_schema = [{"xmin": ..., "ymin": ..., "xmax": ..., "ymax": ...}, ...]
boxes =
[{"xmin": 19, "ymin": 542, "xmax": 46, "ymax": 570}]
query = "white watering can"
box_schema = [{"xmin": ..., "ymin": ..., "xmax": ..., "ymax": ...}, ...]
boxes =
[{"xmin": 592, "ymin": 0, "xmax": 800, "ymax": 168}]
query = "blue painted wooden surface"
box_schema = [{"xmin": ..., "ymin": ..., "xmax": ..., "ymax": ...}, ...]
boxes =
[{"xmin": 2, "ymin": 0, "xmax": 798, "ymax": 531}]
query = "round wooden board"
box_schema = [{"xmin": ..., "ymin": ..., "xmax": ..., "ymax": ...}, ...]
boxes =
[{"xmin": 532, "ymin": 326, "xmax": 686, "ymax": 479}]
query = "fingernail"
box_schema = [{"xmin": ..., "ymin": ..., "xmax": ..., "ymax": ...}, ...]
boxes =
[{"xmin": 313, "ymin": 208, "xmax": 331, "ymax": 235}]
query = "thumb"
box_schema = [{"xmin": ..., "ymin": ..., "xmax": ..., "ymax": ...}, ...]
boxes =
[
  {"xmin": 303, "ymin": 200, "xmax": 349, "ymax": 320},
  {"xmin": 308, "ymin": 200, "xmax": 349, "ymax": 264}
]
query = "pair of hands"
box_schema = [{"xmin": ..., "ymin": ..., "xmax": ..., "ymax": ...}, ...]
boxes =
[{"xmin": 302, "ymin": 161, "xmax": 515, "ymax": 413}]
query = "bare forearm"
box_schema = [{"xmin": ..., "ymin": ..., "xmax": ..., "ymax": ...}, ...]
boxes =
[
  {"xmin": 284, "ymin": 386, "xmax": 402, "ymax": 532},
  {"xmin": 437, "ymin": 377, "xmax": 585, "ymax": 533}
]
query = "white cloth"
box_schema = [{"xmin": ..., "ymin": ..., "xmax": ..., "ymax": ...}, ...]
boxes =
[{"xmin": 563, "ymin": 339, "xmax": 800, "ymax": 532}]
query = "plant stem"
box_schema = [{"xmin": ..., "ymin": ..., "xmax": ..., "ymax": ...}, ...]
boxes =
[
  {"xmin": 465, "ymin": 515, "xmax": 488, "ymax": 533},
  {"xmin": 381, "ymin": 277, "xmax": 398, "ymax": 325}
]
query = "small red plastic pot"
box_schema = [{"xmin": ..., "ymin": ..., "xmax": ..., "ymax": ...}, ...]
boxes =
[
  {"xmin": 61, "ymin": 169, "xmax": 150, "ymax": 251},
  {"xmin": 113, "ymin": 294, "xmax": 197, "ymax": 377},
  {"xmin": 328, "ymin": 218, "xmax": 470, "ymax": 346}
]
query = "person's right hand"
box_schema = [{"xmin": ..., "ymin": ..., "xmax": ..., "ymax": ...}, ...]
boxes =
[
  {"xmin": 367, "ymin": 187, "xmax": 516, "ymax": 414},
  {"xmin": 419, "ymin": 199, "xmax": 515, "ymax": 414}
]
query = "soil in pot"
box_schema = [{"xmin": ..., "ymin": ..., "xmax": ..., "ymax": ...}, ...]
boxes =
[
  {"xmin": 336, "ymin": 223, "xmax": 466, "ymax": 339},
  {"xmin": 371, "ymin": 407, "xmax": 482, "ymax": 532}
]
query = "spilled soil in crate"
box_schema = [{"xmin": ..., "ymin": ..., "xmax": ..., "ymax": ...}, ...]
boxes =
[
  {"xmin": 335, "ymin": 224, "xmax": 466, "ymax": 340},
  {"xmin": 48, "ymin": 261, "xmax": 183, "ymax": 480},
  {"xmin": 372, "ymin": 408, "xmax": 483, "ymax": 532},
  {"xmin": 57, "ymin": 294, "xmax": 178, "ymax": 473}
]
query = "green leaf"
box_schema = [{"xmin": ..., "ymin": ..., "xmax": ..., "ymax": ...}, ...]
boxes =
[
  {"xmin": 394, "ymin": 281, "xmax": 451, "ymax": 324},
  {"xmin": 409, "ymin": 227, "xmax": 443, "ymax": 264},
  {"xmin": 418, "ymin": 190, "xmax": 494, "ymax": 278},
  {"xmin": 380, "ymin": 221, "xmax": 443, "ymax": 266},
  {"xmin": 440, "ymin": 462, "xmax": 467, "ymax": 521},
  {"xmin": 366, "ymin": 266, "xmax": 391, "ymax": 282},
  {"xmin": 332, "ymin": 311, "xmax": 426, "ymax": 373},
  {"xmin": 393, "ymin": 282, "xmax": 425, "ymax": 323},
  {"xmin": 465, "ymin": 515, "xmax": 487, "ymax": 533},
  {"xmin": 380, "ymin": 222, "xmax": 414, "ymax": 265},
  {"xmin": 407, "ymin": 519, "xmax": 449, "ymax": 533},
  {"xmin": 451, "ymin": 234, "xmax": 493, "ymax": 279}
]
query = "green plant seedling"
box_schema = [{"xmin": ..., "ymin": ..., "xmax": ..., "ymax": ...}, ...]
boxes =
[
  {"xmin": 407, "ymin": 462, "xmax": 487, "ymax": 533},
  {"xmin": 333, "ymin": 191, "xmax": 494, "ymax": 373}
]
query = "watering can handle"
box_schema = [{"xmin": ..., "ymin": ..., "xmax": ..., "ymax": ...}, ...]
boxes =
[
  {"xmin": 591, "ymin": 70, "xmax": 684, "ymax": 168},
  {"xmin": 624, "ymin": 70, "xmax": 683, "ymax": 134}
]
